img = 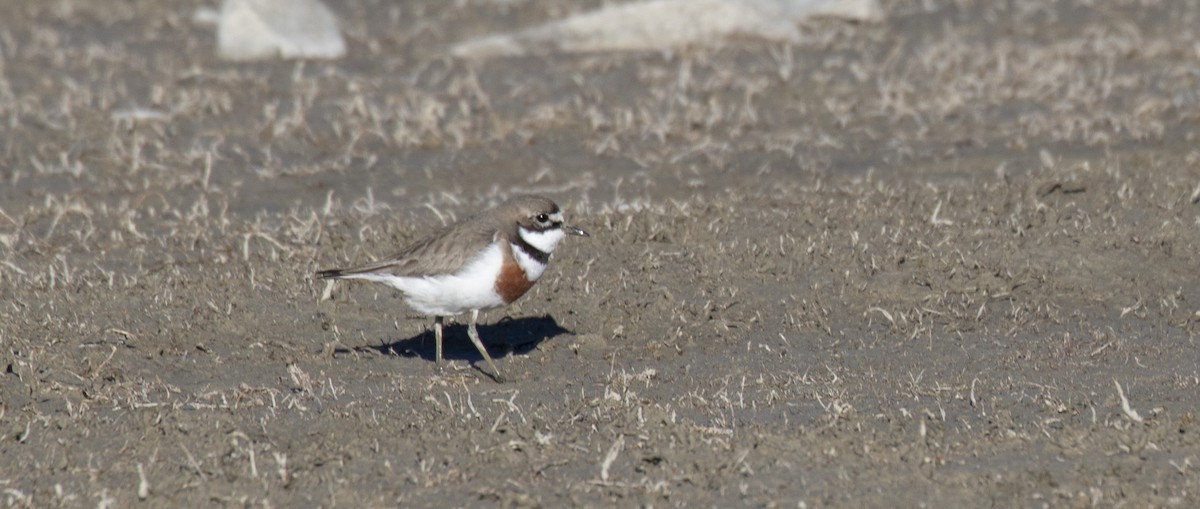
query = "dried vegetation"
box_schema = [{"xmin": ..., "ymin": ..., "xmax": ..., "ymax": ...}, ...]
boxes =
[{"xmin": 2, "ymin": 0, "xmax": 1200, "ymax": 507}]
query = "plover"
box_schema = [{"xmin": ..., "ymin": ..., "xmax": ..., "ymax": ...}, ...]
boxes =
[{"xmin": 316, "ymin": 195, "xmax": 588, "ymax": 382}]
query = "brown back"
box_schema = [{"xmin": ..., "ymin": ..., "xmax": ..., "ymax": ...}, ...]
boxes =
[{"xmin": 321, "ymin": 195, "xmax": 559, "ymax": 278}]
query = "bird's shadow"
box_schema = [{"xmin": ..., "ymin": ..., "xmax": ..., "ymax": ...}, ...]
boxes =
[{"xmin": 349, "ymin": 315, "xmax": 570, "ymax": 366}]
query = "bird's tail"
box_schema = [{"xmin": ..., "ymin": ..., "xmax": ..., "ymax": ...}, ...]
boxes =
[{"xmin": 315, "ymin": 268, "xmax": 346, "ymax": 279}]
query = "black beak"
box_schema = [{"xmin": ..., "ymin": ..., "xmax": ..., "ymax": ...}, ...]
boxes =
[{"xmin": 564, "ymin": 225, "xmax": 590, "ymax": 237}]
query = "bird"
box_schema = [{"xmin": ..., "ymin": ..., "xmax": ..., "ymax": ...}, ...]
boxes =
[{"xmin": 316, "ymin": 195, "xmax": 589, "ymax": 382}]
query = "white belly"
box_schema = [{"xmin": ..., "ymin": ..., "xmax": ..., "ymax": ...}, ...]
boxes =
[{"xmin": 339, "ymin": 243, "xmax": 506, "ymax": 316}]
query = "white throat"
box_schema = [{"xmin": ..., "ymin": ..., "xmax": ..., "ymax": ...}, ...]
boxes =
[
  {"xmin": 512, "ymin": 243, "xmax": 548, "ymax": 281},
  {"xmin": 518, "ymin": 226, "xmax": 565, "ymax": 254}
]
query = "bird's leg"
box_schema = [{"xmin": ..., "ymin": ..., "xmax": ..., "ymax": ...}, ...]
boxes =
[
  {"xmin": 434, "ymin": 316, "xmax": 444, "ymax": 371},
  {"xmin": 466, "ymin": 309, "xmax": 505, "ymax": 383}
]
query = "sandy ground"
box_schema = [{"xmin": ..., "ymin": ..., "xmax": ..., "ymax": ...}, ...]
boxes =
[{"xmin": 3, "ymin": 0, "xmax": 1200, "ymax": 507}]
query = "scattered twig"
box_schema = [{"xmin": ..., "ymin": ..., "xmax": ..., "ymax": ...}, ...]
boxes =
[
  {"xmin": 599, "ymin": 435, "xmax": 625, "ymax": 482},
  {"xmin": 1114, "ymin": 379, "xmax": 1143, "ymax": 423},
  {"xmin": 136, "ymin": 462, "xmax": 150, "ymax": 499}
]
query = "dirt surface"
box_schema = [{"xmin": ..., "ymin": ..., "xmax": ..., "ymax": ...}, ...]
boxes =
[{"xmin": 3, "ymin": 0, "xmax": 1200, "ymax": 507}]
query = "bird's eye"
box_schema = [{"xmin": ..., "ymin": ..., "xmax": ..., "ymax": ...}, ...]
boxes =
[{"xmin": 536, "ymin": 213, "xmax": 550, "ymax": 223}]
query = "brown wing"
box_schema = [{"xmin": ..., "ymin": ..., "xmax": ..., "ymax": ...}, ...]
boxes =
[
  {"xmin": 317, "ymin": 219, "xmax": 500, "ymax": 279},
  {"xmin": 315, "ymin": 195, "xmax": 561, "ymax": 280}
]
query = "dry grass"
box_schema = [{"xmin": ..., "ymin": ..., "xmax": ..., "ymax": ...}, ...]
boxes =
[{"xmin": 2, "ymin": 0, "xmax": 1200, "ymax": 507}]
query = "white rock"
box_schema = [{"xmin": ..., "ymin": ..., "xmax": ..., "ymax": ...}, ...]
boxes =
[
  {"xmin": 452, "ymin": 0, "xmax": 883, "ymax": 58},
  {"xmin": 217, "ymin": 0, "xmax": 346, "ymax": 61},
  {"xmin": 192, "ymin": 7, "xmax": 221, "ymax": 27}
]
